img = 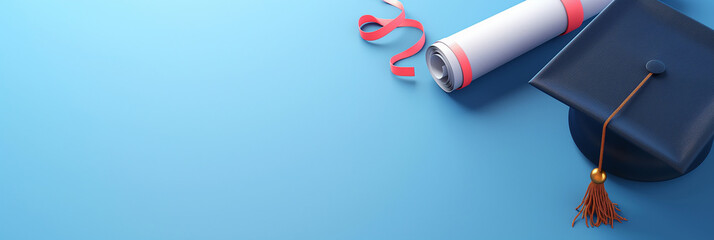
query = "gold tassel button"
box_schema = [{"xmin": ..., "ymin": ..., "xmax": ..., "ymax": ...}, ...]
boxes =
[{"xmin": 590, "ymin": 168, "xmax": 607, "ymax": 184}]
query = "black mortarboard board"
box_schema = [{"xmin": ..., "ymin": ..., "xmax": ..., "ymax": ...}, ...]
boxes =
[{"xmin": 530, "ymin": 0, "xmax": 714, "ymax": 182}]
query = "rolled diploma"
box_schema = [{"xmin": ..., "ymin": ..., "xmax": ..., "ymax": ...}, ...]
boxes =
[{"xmin": 426, "ymin": 0, "xmax": 612, "ymax": 92}]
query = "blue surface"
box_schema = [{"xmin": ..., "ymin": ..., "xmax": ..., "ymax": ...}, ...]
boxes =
[{"xmin": 0, "ymin": 0, "xmax": 712, "ymax": 239}]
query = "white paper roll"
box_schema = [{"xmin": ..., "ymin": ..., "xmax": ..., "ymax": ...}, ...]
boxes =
[{"xmin": 427, "ymin": 0, "xmax": 612, "ymax": 92}]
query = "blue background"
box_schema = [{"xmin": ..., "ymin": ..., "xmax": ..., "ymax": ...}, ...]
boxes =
[{"xmin": 1, "ymin": 0, "xmax": 712, "ymax": 239}]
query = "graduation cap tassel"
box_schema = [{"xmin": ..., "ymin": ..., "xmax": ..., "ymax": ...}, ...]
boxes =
[{"xmin": 572, "ymin": 72, "xmax": 654, "ymax": 228}]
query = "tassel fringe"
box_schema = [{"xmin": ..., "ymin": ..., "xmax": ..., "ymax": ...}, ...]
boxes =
[{"xmin": 572, "ymin": 182, "xmax": 627, "ymax": 228}]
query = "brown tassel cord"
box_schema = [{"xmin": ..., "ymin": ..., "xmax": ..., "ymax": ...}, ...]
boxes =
[{"xmin": 572, "ymin": 72, "xmax": 654, "ymax": 228}]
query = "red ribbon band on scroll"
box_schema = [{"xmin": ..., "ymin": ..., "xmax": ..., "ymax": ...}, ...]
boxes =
[
  {"xmin": 450, "ymin": 43, "xmax": 473, "ymax": 90},
  {"xmin": 560, "ymin": 0, "xmax": 584, "ymax": 35},
  {"xmin": 358, "ymin": 0, "xmax": 425, "ymax": 76}
]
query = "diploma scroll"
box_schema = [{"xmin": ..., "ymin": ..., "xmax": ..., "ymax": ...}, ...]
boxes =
[{"xmin": 426, "ymin": 0, "xmax": 612, "ymax": 92}]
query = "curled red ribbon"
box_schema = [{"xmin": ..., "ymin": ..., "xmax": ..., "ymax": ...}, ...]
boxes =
[{"xmin": 358, "ymin": 0, "xmax": 425, "ymax": 76}]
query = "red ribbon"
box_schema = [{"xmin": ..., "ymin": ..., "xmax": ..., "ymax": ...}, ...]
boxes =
[
  {"xmin": 560, "ymin": 0, "xmax": 584, "ymax": 35},
  {"xmin": 358, "ymin": 0, "xmax": 425, "ymax": 76},
  {"xmin": 449, "ymin": 43, "xmax": 473, "ymax": 90}
]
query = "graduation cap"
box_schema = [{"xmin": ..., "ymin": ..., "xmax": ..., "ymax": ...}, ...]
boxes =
[{"xmin": 529, "ymin": 0, "xmax": 714, "ymax": 227}]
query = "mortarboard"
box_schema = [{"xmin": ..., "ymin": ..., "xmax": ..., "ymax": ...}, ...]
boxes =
[{"xmin": 529, "ymin": 0, "xmax": 714, "ymax": 227}]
